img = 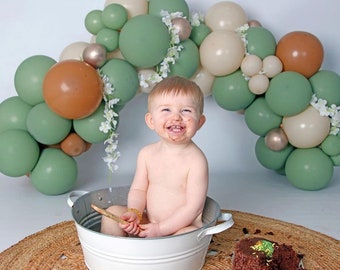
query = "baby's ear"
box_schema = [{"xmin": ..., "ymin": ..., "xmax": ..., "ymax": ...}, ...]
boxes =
[
  {"xmin": 198, "ymin": 114, "xmax": 206, "ymax": 129},
  {"xmin": 145, "ymin": 112, "xmax": 155, "ymax": 130}
]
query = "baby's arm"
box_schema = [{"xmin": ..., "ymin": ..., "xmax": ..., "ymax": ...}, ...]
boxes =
[
  {"xmin": 139, "ymin": 151, "xmax": 209, "ymax": 237},
  {"xmin": 119, "ymin": 148, "xmax": 149, "ymax": 235}
]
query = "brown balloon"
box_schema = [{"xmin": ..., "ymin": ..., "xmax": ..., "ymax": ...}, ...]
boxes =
[
  {"xmin": 265, "ymin": 128, "xmax": 289, "ymax": 151},
  {"xmin": 61, "ymin": 132, "xmax": 86, "ymax": 156},
  {"xmin": 43, "ymin": 60, "xmax": 103, "ymax": 119},
  {"xmin": 276, "ymin": 31, "xmax": 324, "ymax": 78}
]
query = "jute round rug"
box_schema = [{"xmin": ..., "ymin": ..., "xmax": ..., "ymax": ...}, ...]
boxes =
[{"xmin": 0, "ymin": 210, "xmax": 339, "ymax": 270}]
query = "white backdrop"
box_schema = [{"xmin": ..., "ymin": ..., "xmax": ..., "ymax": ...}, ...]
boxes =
[{"xmin": 0, "ymin": 0, "xmax": 340, "ymax": 251}]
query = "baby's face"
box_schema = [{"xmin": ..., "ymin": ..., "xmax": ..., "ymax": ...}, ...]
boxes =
[{"xmin": 145, "ymin": 93, "xmax": 205, "ymax": 143}]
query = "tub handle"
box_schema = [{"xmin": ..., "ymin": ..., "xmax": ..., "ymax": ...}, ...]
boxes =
[
  {"xmin": 197, "ymin": 212, "xmax": 234, "ymax": 241},
  {"xmin": 67, "ymin": 190, "xmax": 89, "ymax": 207}
]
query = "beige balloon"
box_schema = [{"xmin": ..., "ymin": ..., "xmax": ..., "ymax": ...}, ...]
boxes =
[
  {"xmin": 205, "ymin": 1, "xmax": 247, "ymax": 31},
  {"xmin": 262, "ymin": 55, "xmax": 283, "ymax": 78},
  {"xmin": 190, "ymin": 66, "xmax": 215, "ymax": 97},
  {"xmin": 59, "ymin": 42, "xmax": 89, "ymax": 61},
  {"xmin": 200, "ymin": 30, "xmax": 245, "ymax": 76},
  {"xmin": 248, "ymin": 74, "xmax": 269, "ymax": 95},
  {"xmin": 105, "ymin": 0, "xmax": 148, "ymax": 18},
  {"xmin": 241, "ymin": 54, "xmax": 262, "ymax": 77},
  {"xmin": 282, "ymin": 106, "xmax": 331, "ymax": 148}
]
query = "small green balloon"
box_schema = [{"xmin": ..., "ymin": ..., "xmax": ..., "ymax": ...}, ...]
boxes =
[
  {"xmin": 85, "ymin": 9, "xmax": 104, "ymax": 35},
  {"xmin": 321, "ymin": 135, "xmax": 340, "ymax": 156},
  {"xmin": 0, "ymin": 96, "xmax": 32, "ymax": 133},
  {"xmin": 309, "ymin": 70, "xmax": 340, "ymax": 106},
  {"xmin": 0, "ymin": 130, "xmax": 40, "ymax": 177},
  {"xmin": 101, "ymin": 3, "xmax": 128, "ymax": 30},
  {"xmin": 73, "ymin": 102, "xmax": 118, "ymax": 143},
  {"xmin": 246, "ymin": 26, "xmax": 276, "ymax": 59},
  {"xmin": 212, "ymin": 70, "xmax": 256, "ymax": 111},
  {"xmin": 190, "ymin": 23, "xmax": 212, "ymax": 46},
  {"xmin": 255, "ymin": 136, "xmax": 294, "ymax": 170},
  {"xmin": 96, "ymin": 28, "xmax": 119, "ymax": 52},
  {"xmin": 30, "ymin": 148, "xmax": 77, "ymax": 195},
  {"xmin": 168, "ymin": 39, "xmax": 199, "ymax": 78},
  {"xmin": 119, "ymin": 14, "xmax": 170, "ymax": 68},
  {"xmin": 14, "ymin": 55, "xmax": 56, "ymax": 106},
  {"xmin": 285, "ymin": 148, "xmax": 334, "ymax": 190},
  {"xmin": 148, "ymin": 0, "xmax": 190, "ymax": 18},
  {"xmin": 244, "ymin": 97, "xmax": 282, "ymax": 136},
  {"xmin": 26, "ymin": 102, "xmax": 72, "ymax": 145},
  {"xmin": 265, "ymin": 71, "xmax": 313, "ymax": 116},
  {"xmin": 100, "ymin": 58, "xmax": 139, "ymax": 105},
  {"xmin": 330, "ymin": 153, "xmax": 340, "ymax": 166}
]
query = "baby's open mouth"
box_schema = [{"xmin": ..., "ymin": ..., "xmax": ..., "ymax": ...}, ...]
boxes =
[{"xmin": 168, "ymin": 125, "xmax": 184, "ymax": 132}]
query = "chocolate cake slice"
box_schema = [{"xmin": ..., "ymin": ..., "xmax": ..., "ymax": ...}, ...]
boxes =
[{"xmin": 232, "ymin": 237, "xmax": 305, "ymax": 270}]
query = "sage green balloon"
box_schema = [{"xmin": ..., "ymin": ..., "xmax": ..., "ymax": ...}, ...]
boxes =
[
  {"xmin": 265, "ymin": 71, "xmax": 313, "ymax": 116},
  {"xmin": 168, "ymin": 39, "xmax": 199, "ymax": 78},
  {"xmin": 14, "ymin": 55, "xmax": 56, "ymax": 106},
  {"xmin": 285, "ymin": 148, "xmax": 333, "ymax": 190},
  {"xmin": 26, "ymin": 102, "xmax": 72, "ymax": 145},
  {"xmin": 30, "ymin": 148, "xmax": 77, "ymax": 195},
  {"xmin": 119, "ymin": 14, "xmax": 170, "ymax": 68},
  {"xmin": 244, "ymin": 97, "xmax": 282, "ymax": 136},
  {"xmin": 100, "ymin": 58, "xmax": 139, "ymax": 105},
  {"xmin": 212, "ymin": 70, "xmax": 255, "ymax": 111},
  {"xmin": 96, "ymin": 28, "xmax": 119, "ymax": 52},
  {"xmin": 255, "ymin": 136, "xmax": 294, "ymax": 170},
  {"xmin": 330, "ymin": 154, "xmax": 340, "ymax": 166},
  {"xmin": 101, "ymin": 3, "xmax": 128, "ymax": 30},
  {"xmin": 309, "ymin": 70, "xmax": 340, "ymax": 106},
  {"xmin": 0, "ymin": 96, "xmax": 32, "ymax": 133},
  {"xmin": 148, "ymin": 0, "xmax": 190, "ymax": 18},
  {"xmin": 246, "ymin": 26, "xmax": 276, "ymax": 59},
  {"xmin": 73, "ymin": 102, "xmax": 117, "ymax": 143},
  {"xmin": 190, "ymin": 23, "xmax": 212, "ymax": 46},
  {"xmin": 321, "ymin": 135, "xmax": 340, "ymax": 156},
  {"xmin": 0, "ymin": 130, "xmax": 40, "ymax": 177},
  {"xmin": 85, "ymin": 9, "xmax": 104, "ymax": 35}
]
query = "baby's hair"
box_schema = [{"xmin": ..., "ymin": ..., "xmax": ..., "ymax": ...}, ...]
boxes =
[{"xmin": 148, "ymin": 76, "xmax": 204, "ymax": 114}]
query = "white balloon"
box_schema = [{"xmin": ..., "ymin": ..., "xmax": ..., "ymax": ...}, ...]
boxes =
[
  {"xmin": 248, "ymin": 74, "xmax": 269, "ymax": 95},
  {"xmin": 262, "ymin": 55, "xmax": 283, "ymax": 78}
]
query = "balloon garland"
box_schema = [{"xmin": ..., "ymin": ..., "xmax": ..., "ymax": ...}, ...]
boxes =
[{"xmin": 0, "ymin": 0, "xmax": 339, "ymax": 195}]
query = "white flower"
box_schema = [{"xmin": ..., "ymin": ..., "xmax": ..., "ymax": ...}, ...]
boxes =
[
  {"xmin": 98, "ymin": 71, "xmax": 121, "ymax": 172},
  {"xmin": 310, "ymin": 94, "xmax": 340, "ymax": 135},
  {"xmin": 190, "ymin": 11, "xmax": 204, "ymax": 27}
]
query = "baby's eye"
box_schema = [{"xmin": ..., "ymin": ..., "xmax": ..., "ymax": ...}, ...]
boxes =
[
  {"xmin": 161, "ymin": 108, "xmax": 170, "ymax": 112},
  {"xmin": 182, "ymin": 108, "xmax": 192, "ymax": 113}
]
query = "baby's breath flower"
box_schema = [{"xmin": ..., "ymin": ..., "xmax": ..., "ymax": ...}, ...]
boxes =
[
  {"xmin": 99, "ymin": 71, "xmax": 121, "ymax": 172},
  {"xmin": 310, "ymin": 94, "xmax": 340, "ymax": 135},
  {"xmin": 190, "ymin": 11, "xmax": 204, "ymax": 27}
]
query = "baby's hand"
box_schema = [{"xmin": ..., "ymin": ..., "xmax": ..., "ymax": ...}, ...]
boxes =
[
  {"xmin": 138, "ymin": 223, "xmax": 161, "ymax": 238},
  {"xmin": 119, "ymin": 211, "xmax": 140, "ymax": 235}
]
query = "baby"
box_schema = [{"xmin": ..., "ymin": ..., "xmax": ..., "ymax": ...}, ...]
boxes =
[{"xmin": 101, "ymin": 76, "xmax": 208, "ymax": 238}]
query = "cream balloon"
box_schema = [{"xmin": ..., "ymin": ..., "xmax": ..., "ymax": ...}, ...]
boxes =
[
  {"xmin": 190, "ymin": 66, "xmax": 215, "ymax": 96},
  {"xmin": 205, "ymin": 1, "xmax": 247, "ymax": 31},
  {"xmin": 105, "ymin": 0, "xmax": 148, "ymax": 18},
  {"xmin": 265, "ymin": 127, "xmax": 289, "ymax": 151},
  {"xmin": 248, "ymin": 74, "xmax": 269, "ymax": 95},
  {"xmin": 200, "ymin": 30, "xmax": 245, "ymax": 76},
  {"xmin": 59, "ymin": 42, "xmax": 89, "ymax": 61},
  {"xmin": 262, "ymin": 55, "xmax": 283, "ymax": 78},
  {"xmin": 282, "ymin": 106, "xmax": 331, "ymax": 148},
  {"xmin": 241, "ymin": 54, "xmax": 262, "ymax": 77}
]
